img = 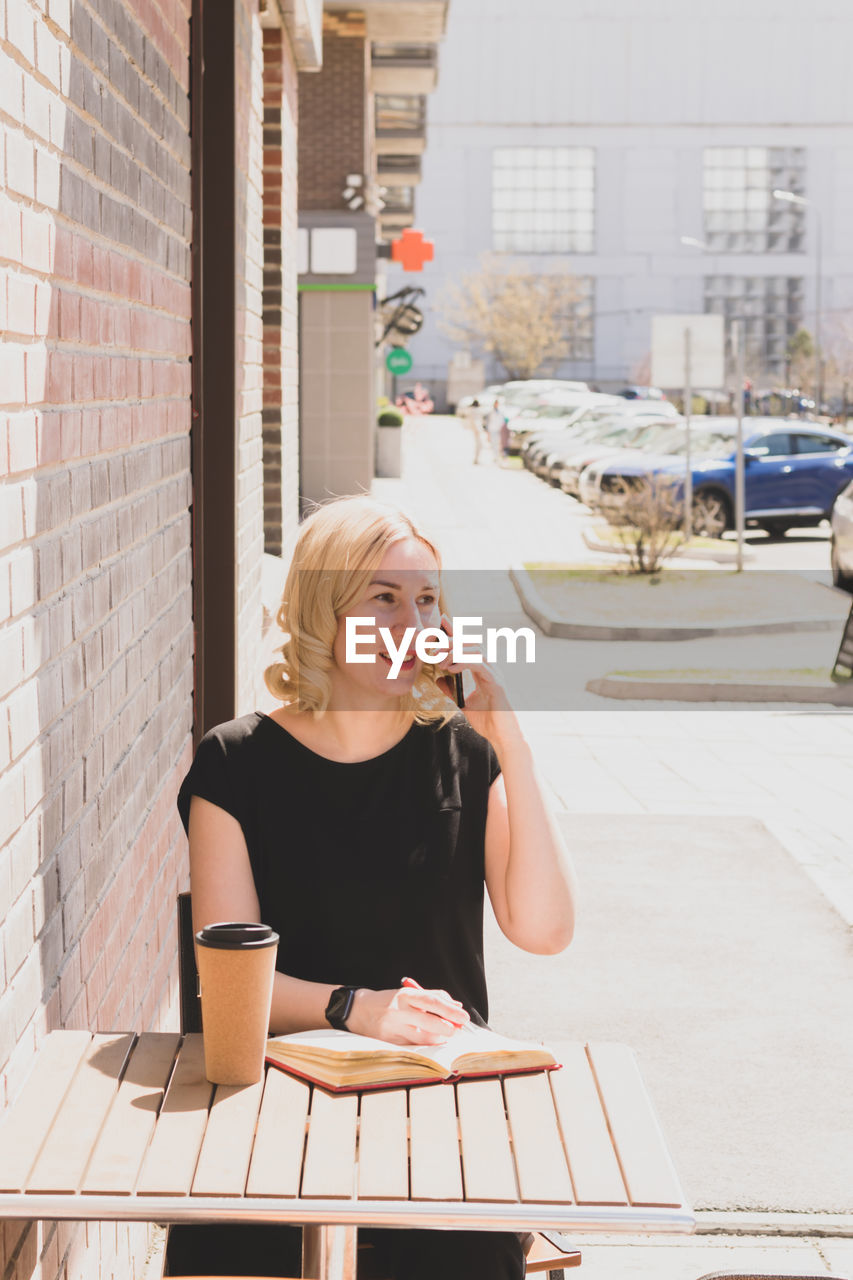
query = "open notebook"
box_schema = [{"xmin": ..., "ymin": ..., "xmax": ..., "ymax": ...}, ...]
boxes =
[{"xmin": 265, "ymin": 1024, "xmax": 557, "ymax": 1092}]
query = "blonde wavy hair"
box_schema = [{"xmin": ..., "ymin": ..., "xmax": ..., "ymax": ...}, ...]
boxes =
[{"xmin": 264, "ymin": 496, "xmax": 456, "ymax": 726}]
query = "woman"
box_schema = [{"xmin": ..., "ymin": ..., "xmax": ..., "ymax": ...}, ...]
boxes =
[{"xmin": 168, "ymin": 495, "xmax": 577, "ymax": 1279}]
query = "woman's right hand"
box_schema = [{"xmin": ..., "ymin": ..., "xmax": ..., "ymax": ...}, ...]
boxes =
[{"xmin": 346, "ymin": 986, "xmax": 470, "ymax": 1045}]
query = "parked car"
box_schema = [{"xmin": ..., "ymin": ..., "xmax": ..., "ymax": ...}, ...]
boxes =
[
  {"xmin": 579, "ymin": 419, "xmax": 853, "ymax": 537},
  {"xmin": 509, "ymin": 393, "xmax": 624, "ymax": 453},
  {"xmin": 618, "ymin": 385, "xmax": 668, "ymax": 401},
  {"xmin": 830, "ymin": 479, "xmax": 853, "ymax": 589},
  {"xmin": 457, "ymin": 379, "xmax": 591, "ymax": 419},
  {"xmin": 521, "ymin": 412, "xmax": 626, "ymax": 475},
  {"xmin": 554, "ymin": 418, "xmax": 684, "ymax": 496}
]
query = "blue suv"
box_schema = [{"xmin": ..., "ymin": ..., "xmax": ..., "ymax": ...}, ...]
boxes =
[{"xmin": 584, "ymin": 418, "xmax": 853, "ymax": 538}]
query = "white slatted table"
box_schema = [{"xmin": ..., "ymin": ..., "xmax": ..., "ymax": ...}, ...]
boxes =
[{"xmin": 0, "ymin": 1033, "xmax": 694, "ymax": 1280}]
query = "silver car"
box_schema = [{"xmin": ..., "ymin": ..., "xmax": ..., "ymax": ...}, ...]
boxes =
[{"xmin": 831, "ymin": 478, "xmax": 853, "ymax": 589}]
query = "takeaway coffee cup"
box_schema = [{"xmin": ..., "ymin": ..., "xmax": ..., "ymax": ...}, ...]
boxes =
[{"xmin": 195, "ymin": 922, "xmax": 279, "ymax": 1085}]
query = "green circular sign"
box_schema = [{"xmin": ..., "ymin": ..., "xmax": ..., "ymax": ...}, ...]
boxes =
[{"xmin": 386, "ymin": 347, "xmax": 413, "ymax": 376}]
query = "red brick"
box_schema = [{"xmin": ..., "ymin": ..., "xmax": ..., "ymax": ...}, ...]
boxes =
[
  {"xmin": 80, "ymin": 297, "xmax": 99, "ymax": 345},
  {"xmin": 58, "ymin": 289, "xmax": 79, "ymax": 340},
  {"xmin": 92, "ymin": 246, "xmax": 111, "ymax": 292},
  {"xmin": 81, "ymin": 408, "xmax": 99, "ymax": 454},
  {"xmin": 53, "ymin": 228, "xmax": 73, "ymax": 280},
  {"xmin": 45, "ymin": 349, "xmax": 73, "ymax": 403},
  {"xmin": 73, "ymin": 354, "xmax": 94, "ymax": 401},
  {"xmin": 36, "ymin": 413, "xmax": 62, "ymax": 465},
  {"xmin": 92, "ymin": 353, "xmax": 110, "ymax": 399},
  {"xmin": 75, "ymin": 237, "xmax": 94, "ymax": 286}
]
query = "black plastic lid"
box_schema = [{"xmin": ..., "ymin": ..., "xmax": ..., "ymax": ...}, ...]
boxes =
[{"xmin": 195, "ymin": 922, "xmax": 279, "ymax": 949}]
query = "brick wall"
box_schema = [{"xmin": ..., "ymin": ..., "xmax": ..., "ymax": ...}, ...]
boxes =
[
  {"xmin": 0, "ymin": 0, "xmax": 193, "ymax": 1275},
  {"xmin": 262, "ymin": 27, "xmax": 299, "ymax": 560},
  {"xmin": 297, "ymin": 17, "xmax": 367, "ymax": 210}
]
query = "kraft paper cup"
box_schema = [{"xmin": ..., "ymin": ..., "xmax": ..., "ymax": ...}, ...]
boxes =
[{"xmin": 195, "ymin": 922, "xmax": 279, "ymax": 1085}]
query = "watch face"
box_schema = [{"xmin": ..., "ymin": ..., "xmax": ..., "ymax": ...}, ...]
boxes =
[{"xmin": 326, "ymin": 987, "xmax": 355, "ymax": 1028}]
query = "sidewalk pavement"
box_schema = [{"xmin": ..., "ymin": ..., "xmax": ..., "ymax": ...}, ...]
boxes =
[
  {"xmin": 373, "ymin": 417, "xmax": 853, "ymax": 930},
  {"xmin": 372, "ymin": 415, "xmax": 853, "ymax": 1274}
]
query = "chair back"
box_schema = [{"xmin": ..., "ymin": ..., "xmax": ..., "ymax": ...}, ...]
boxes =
[{"xmin": 178, "ymin": 891, "xmax": 202, "ymax": 1032}]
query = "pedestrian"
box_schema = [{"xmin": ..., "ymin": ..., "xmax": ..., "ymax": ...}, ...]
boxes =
[
  {"xmin": 168, "ymin": 495, "xmax": 577, "ymax": 1280},
  {"xmin": 485, "ymin": 398, "xmax": 508, "ymax": 461},
  {"xmin": 458, "ymin": 396, "xmax": 487, "ymax": 462}
]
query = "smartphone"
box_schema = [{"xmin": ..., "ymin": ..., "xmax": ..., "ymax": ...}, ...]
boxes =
[
  {"xmin": 453, "ymin": 672, "xmax": 465, "ymax": 708},
  {"xmin": 440, "ymin": 614, "xmax": 465, "ymax": 708}
]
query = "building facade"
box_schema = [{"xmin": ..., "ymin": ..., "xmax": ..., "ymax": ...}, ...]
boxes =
[
  {"xmin": 297, "ymin": 1, "xmax": 447, "ymax": 505},
  {"xmin": 398, "ymin": 0, "xmax": 853, "ymax": 405}
]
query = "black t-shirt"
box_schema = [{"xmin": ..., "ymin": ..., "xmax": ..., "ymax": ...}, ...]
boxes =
[{"xmin": 177, "ymin": 711, "xmax": 501, "ymax": 1024}]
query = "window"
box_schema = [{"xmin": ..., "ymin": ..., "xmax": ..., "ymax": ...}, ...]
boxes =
[
  {"xmin": 492, "ymin": 148, "xmax": 595, "ymax": 253},
  {"xmin": 703, "ymin": 147, "xmax": 806, "ymax": 253},
  {"xmin": 751, "ymin": 432, "xmax": 794, "ymax": 456},
  {"xmin": 793, "ymin": 434, "xmax": 844, "ymax": 454},
  {"xmin": 381, "ymin": 186, "xmax": 414, "ymax": 215},
  {"xmin": 704, "ymin": 276, "xmax": 804, "ymax": 379},
  {"xmin": 372, "ymin": 43, "xmax": 435, "ymax": 63},
  {"xmin": 375, "ymin": 95, "xmax": 426, "ymax": 134}
]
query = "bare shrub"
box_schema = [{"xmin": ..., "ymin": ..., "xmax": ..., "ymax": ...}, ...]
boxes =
[{"xmin": 602, "ymin": 473, "xmax": 683, "ymax": 574}]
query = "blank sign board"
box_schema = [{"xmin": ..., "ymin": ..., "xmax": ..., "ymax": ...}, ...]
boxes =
[{"xmin": 651, "ymin": 315, "xmax": 725, "ymax": 389}]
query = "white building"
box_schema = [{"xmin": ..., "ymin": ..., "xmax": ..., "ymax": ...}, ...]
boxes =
[{"xmin": 393, "ymin": 0, "xmax": 853, "ymax": 405}]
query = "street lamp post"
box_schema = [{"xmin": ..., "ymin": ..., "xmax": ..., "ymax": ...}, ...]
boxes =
[
  {"xmin": 679, "ymin": 235, "xmax": 746, "ymax": 570},
  {"xmin": 772, "ymin": 189, "xmax": 823, "ymax": 415}
]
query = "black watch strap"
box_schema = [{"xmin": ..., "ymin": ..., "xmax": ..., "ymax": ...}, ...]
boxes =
[{"xmin": 325, "ymin": 985, "xmax": 359, "ymax": 1031}]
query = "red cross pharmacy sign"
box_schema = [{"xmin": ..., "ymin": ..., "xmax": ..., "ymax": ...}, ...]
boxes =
[{"xmin": 390, "ymin": 229, "xmax": 434, "ymax": 272}]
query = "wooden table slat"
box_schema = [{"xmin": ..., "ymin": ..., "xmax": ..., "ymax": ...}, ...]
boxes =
[
  {"xmin": 82, "ymin": 1034, "xmax": 181, "ymax": 1194},
  {"xmin": 504, "ymin": 1072, "xmax": 574, "ymax": 1204},
  {"xmin": 27, "ymin": 1034, "xmax": 135, "ymax": 1194},
  {"xmin": 549, "ymin": 1045, "xmax": 628, "ymax": 1206},
  {"xmin": 301, "ymin": 1088, "xmax": 358, "ymax": 1200},
  {"xmin": 408, "ymin": 1084, "xmax": 463, "ymax": 1201},
  {"xmin": 357, "ymin": 1089, "xmax": 409, "ymax": 1201},
  {"xmin": 456, "ymin": 1079, "xmax": 517, "ymax": 1203},
  {"xmin": 0, "ymin": 1030, "xmax": 92, "ymax": 1192},
  {"xmin": 136, "ymin": 1034, "xmax": 213, "ymax": 1196},
  {"xmin": 587, "ymin": 1043, "xmax": 685, "ymax": 1208},
  {"xmin": 246, "ymin": 1069, "xmax": 310, "ymax": 1198},
  {"xmin": 192, "ymin": 1078, "xmax": 265, "ymax": 1197}
]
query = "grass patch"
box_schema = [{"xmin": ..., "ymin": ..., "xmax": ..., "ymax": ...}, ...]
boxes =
[
  {"xmin": 611, "ymin": 667, "xmax": 834, "ymax": 686},
  {"xmin": 589, "ymin": 524, "xmax": 730, "ymax": 554}
]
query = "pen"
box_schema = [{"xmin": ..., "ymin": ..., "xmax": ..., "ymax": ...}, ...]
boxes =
[{"xmin": 401, "ymin": 976, "xmax": 468, "ymax": 1027}]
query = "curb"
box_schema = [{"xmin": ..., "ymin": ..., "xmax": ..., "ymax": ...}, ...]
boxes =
[
  {"xmin": 587, "ymin": 674, "xmax": 853, "ymax": 706},
  {"xmin": 694, "ymin": 1211, "xmax": 853, "ymax": 1239},
  {"xmin": 510, "ymin": 564, "xmax": 844, "ymax": 642},
  {"xmin": 581, "ymin": 528, "xmax": 755, "ymax": 566}
]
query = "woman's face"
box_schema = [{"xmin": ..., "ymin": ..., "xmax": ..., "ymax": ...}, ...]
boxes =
[{"xmin": 332, "ymin": 538, "xmax": 441, "ymax": 706}]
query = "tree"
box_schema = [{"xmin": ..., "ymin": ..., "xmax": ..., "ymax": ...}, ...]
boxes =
[
  {"xmin": 786, "ymin": 327, "xmax": 815, "ymax": 393},
  {"xmin": 436, "ymin": 256, "xmax": 584, "ymax": 380}
]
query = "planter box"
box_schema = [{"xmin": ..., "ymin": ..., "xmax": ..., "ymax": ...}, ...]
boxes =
[{"xmin": 376, "ymin": 424, "xmax": 402, "ymax": 477}]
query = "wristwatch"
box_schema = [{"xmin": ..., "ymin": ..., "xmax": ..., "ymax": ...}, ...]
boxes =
[{"xmin": 325, "ymin": 986, "xmax": 360, "ymax": 1031}]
